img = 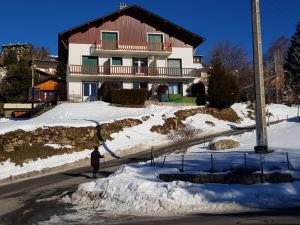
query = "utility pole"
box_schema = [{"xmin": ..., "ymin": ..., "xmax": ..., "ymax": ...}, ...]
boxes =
[
  {"xmin": 31, "ymin": 58, "xmax": 35, "ymax": 117},
  {"xmin": 274, "ymin": 49, "xmax": 278, "ymax": 103},
  {"xmin": 251, "ymin": 0, "xmax": 269, "ymax": 153}
]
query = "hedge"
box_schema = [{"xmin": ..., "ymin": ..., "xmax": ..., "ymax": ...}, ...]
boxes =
[
  {"xmin": 161, "ymin": 94, "xmax": 197, "ymax": 104},
  {"xmin": 111, "ymin": 89, "xmax": 148, "ymax": 105}
]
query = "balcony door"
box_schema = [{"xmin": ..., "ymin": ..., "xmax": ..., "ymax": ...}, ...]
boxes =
[
  {"xmin": 82, "ymin": 81, "xmax": 98, "ymax": 101},
  {"xmin": 167, "ymin": 59, "xmax": 182, "ymax": 76},
  {"xmin": 102, "ymin": 32, "xmax": 118, "ymax": 50},
  {"xmin": 82, "ymin": 56, "xmax": 98, "ymax": 74},
  {"xmin": 147, "ymin": 34, "xmax": 163, "ymax": 51},
  {"xmin": 133, "ymin": 58, "xmax": 148, "ymax": 74}
]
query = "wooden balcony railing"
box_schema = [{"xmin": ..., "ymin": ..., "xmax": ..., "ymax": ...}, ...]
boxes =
[
  {"xmin": 90, "ymin": 40, "xmax": 172, "ymax": 53},
  {"xmin": 69, "ymin": 65, "xmax": 202, "ymax": 77}
]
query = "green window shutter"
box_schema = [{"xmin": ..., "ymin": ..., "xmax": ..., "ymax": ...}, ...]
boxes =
[
  {"xmin": 112, "ymin": 57, "xmax": 123, "ymax": 65},
  {"xmin": 82, "ymin": 56, "xmax": 98, "ymax": 65},
  {"xmin": 102, "ymin": 32, "xmax": 118, "ymax": 40},
  {"xmin": 148, "ymin": 34, "xmax": 163, "ymax": 43}
]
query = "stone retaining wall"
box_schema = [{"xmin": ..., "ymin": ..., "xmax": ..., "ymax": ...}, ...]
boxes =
[{"xmin": 0, "ymin": 126, "xmax": 98, "ymax": 153}]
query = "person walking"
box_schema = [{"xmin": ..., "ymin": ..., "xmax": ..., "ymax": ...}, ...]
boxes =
[{"xmin": 91, "ymin": 146, "xmax": 104, "ymax": 178}]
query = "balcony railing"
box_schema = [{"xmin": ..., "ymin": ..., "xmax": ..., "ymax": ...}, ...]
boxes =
[
  {"xmin": 90, "ymin": 40, "xmax": 172, "ymax": 53},
  {"xmin": 69, "ymin": 65, "xmax": 202, "ymax": 77}
]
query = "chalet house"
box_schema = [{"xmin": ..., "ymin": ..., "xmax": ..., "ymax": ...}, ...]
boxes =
[{"xmin": 58, "ymin": 4, "xmax": 206, "ymax": 101}]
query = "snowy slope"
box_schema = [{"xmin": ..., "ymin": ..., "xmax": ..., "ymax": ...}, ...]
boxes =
[
  {"xmin": 0, "ymin": 101, "xmax": 174, "ymax": 134},
  {"xmin": 0, "ymin": 102, "xmax": 298, "ymax": 180},
  {"xmin": 70, "ymin": 120, "xmax": 300, "ymax": 216}
]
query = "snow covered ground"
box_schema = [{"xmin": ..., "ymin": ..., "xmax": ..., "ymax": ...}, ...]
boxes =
[
  {"xmin": 0, "ymin": 101, "xmax": 173, "ymax": 135},
  {"xmin": 68, "ymin": 120, "xmax": 300, "ymax": 216},
  {"xmin": 0, "ymin": 102, "xmax": 298, "ymax": 180}
]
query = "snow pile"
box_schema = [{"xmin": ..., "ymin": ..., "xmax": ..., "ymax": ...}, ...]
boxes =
[
  {"xmin": 44, "ymin": 144, "xmax": 74, "ymax": 149},
  {"xmin": 69, "ymin": 120, "xmax": 300, "ymax": 215},
  {"xmin": 0, "ymin": 149, "xmax": 91, "ymax": 180}
]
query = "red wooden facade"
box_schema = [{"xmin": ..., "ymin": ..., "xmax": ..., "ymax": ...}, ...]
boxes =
[{"xmin": 68, "ymin": 15, "xmax": 192, "ymax": 48}]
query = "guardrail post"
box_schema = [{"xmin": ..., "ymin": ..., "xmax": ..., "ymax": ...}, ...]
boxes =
[
  {"xmin": 297, "ymin": 105, "xmax": 299, "ymax": 118},
  {"xmin": 181, "ymin": 154, "xmax": 184, "ymax": 172},
  {"xmin": 260, "ymin": 154, "xmax": 264, "ymax": 183},
  {"xmin": 162, "ymin": 155, "xmax": 166, "ymax": 168},
  {"xmin": 244, "ymin": 152, "xmax": 247, "ymax": 170},
  {"xmin": 203, "ymin": 135, "xmax": 206, "ymax": 147},
  {"xmin": 267, "ymin": 109, "xmax": 270, "ymax": 127},
  {"xmin": 286, "ymin": 152, "xmax": 290, "ymax": 170},
  {"xmin": 210, "ymin": 153, "xmax": 214, "ymax": 172},
  {"xmin": 150, "ymin": 147, "xmax": 154, "ymax": 166}
]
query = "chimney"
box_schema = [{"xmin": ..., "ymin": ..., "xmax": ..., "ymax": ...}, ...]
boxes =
[{"xmin": 119, "ymin": 2, "xmax": 127, "ymax": 10}]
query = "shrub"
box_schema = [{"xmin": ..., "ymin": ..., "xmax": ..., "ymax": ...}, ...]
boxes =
[
  {"xmin": 208, "ymin": 55, "xmax": 239, "ymax": 109},
  {"xmin": 111, "ymin": 88, "xmax": 148, "ymax": 105},
  {"xmin": 0, "ymin": 102, "xmax": 3, "ymax": 117},
  {"xmin": 99, "ymin": 81, "xmax": 120, "ymax": 103},
  {"xmin": 191, "ymin": 81, "xmax": 206, "ymax": 105},
  {"xmin": 157, "ymin": 84, "xmax": 168, "ymax": 101}
]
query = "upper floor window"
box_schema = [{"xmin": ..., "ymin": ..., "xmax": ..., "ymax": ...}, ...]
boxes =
[
  {"xmin": 111, "ymin": 57, "xmax": 123, "ymax": 66},
  {"xmin": 101, "ymin": 32, "xmax": 118, "ymax": 50},
  {"xmin": 82, "ymin": 56, "xmax": 98, "ymax": 74},
  {"xmin": 147, "ymin": 34, "xmax": 163, "ymax": 43},
  {"xmin": 147, "ymin": 34, "xmax": 163, "ymax": 51}
]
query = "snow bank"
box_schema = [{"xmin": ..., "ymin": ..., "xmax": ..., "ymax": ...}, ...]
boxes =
[
  {"xmin": 69, "ymin": 163, "xmax": 300, "ymax": 216},
  {"xmin": 44, "ymin": 144, "xmax": 74, "ymax": 149},
  {"xmin": 0, "ymin": 149, "xmax": 91, "ymax": 180},
  {"xmin": 69, "ymin": 120, "xmax": 300, "ymax": 215}
]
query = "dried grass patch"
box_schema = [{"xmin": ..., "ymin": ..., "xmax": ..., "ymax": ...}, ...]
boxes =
[
  {"xmin": 151, "ymin": 107, "xmax": 241, "ymax": 135},
  {"xmin": 100, "ymin": 118, "xmax": 143, "ymax": 140}
]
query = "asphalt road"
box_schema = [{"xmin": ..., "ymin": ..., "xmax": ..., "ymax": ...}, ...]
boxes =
[{"xmin": 1, "ymin": 121, "xmax": 299, "ymax": 225}]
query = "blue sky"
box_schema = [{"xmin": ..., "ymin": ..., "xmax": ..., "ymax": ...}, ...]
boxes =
[{"xmin": 0, "ymin": 0, "xmax": 299, "ymax": 60}]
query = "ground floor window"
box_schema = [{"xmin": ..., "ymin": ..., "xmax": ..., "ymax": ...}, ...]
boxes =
[
  {"xmin": 113, "ymin": 81, "xmax": 123, "ymax": 89},
  {"xmin": 133, "ymin": 82, "xmax": 148, "ymax": 89},
  {"xmin": 82, "ymin": 81, "xmax": 98, "ymax": 101},
  {"xmin": 168, "ymin": 82, "xmax": 182, "ymax": 95},
  {"xmin": 111, "ymin": 57, "xmax": 123, "ymax": 66}
]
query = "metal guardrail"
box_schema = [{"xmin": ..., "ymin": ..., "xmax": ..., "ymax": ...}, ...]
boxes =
[{"xmin": 151, "ymin": 150, "xmax": 300, "ymax": 173}]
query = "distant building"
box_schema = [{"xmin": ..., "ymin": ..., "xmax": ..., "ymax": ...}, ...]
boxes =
[
  {"xmin": 34, "ymin": 59, "xmax": 58, "ymax": 76},
  {"xmin": 1, "ymin": 43, "xmax": 32, "ymax": 62}
]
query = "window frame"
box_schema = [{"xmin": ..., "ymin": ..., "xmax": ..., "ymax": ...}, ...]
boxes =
[
  {"xmin": 100, "ymin": 30, "xmax": 119, "ymax": 41},
  {"xmin": 147, "ymin": 32, "xmax": 164, "ymax": 43},
  {"xmin": 111, "ymin": 57, "xmax": 123, "ymax": 66}
]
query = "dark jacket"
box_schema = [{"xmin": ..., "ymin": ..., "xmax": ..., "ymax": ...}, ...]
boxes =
[{"xmin": 91, "ymin": 149, "xmax": 104, "ymax": 167}]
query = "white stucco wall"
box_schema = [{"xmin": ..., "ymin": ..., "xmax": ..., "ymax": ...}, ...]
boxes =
[
  {"xmin": 167, "ymin": 47, "xmax": 194, "ymax": 68},
  {"xmin": 68, "ymin": 44, "xmax": 92, "ymax": 65},
  {"xmin": 68, "ymin": 77, "xmax": 82, "ymax": 101},
  {"xmin": 68, "ymin": 44, "xmax": 196, "ymax": 69}
]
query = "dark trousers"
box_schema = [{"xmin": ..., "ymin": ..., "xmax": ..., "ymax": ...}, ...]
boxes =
[{"xmin": 92, "ymin": 165, "xmax": 99, "ymax": 177}]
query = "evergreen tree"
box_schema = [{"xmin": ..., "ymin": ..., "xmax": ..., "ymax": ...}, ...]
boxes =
[
  {"xmin": 191, "ymin": 81, "xmax": 206, "ymax": 105},
  {"xmin": 3, "ymin": 50, "xmax": 18, "ymax": 67},
  {"xmin": 208, "ymin": 54, "xmax": 239, "ymax": 109},
  {"xmin": 0, "ymin": 58, "xmax": 31, "ymax": 102},
  {"xmin": 286, "ymin": 22, "xmax": 300, "ymax": 89}
]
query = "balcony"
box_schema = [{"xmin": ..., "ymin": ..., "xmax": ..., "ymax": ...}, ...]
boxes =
[
  {"xmin": 90, "ymin": 40, "xmax": 172, "ymax": 56},
  {"xmin": 69, "ymin": 65, "xmax": 202, "ymax": 78}
]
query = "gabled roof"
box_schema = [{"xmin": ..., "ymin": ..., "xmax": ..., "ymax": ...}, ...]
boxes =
[{"xmin": 59, "ymin": 4, "xmax": 206, "ymax": 48}]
